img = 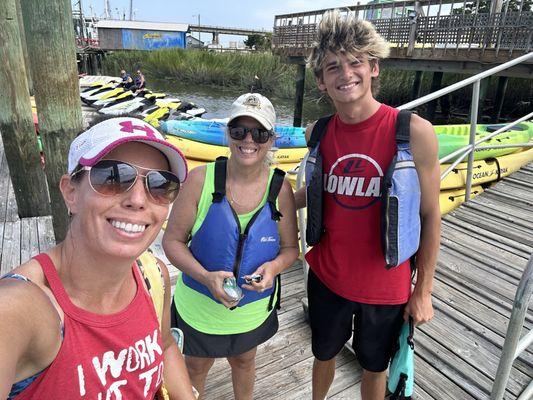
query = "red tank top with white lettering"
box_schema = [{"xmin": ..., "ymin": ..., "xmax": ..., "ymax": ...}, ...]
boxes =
[
  {"xmin": 305, "ymin": 104, "xmax": 411, "ymax": 304},
  {"xmin": 16, "ymin": 253, "xmax": 164, "ymax": 399}
]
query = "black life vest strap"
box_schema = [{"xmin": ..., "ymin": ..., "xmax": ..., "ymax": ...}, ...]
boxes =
[
  {"xmin": 212, "ymin": 156, "xmax": 228, "ymax": 203},
  {"xmin": 307, "ymin": 115, "xmax": 334, "ymax": 149},
  {"xmin": 267, "ymin": 274, "xmax": 282, "ymax": 311},
  {"xmin": 267, "ymin": 168, "xmax": 286, "ymax": 221},
  {"xmin": 395, "ymin": 110, "xmax": 412, "ymax": 144}
]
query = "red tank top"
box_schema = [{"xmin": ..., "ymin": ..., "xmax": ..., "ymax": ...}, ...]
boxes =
[
  {"xmin": 305, "ymin": 104, "xmax": 411, "ymax": 304},
  {"xmin": 17, "ymin": 253, "xmax": 164, "ymax": 399}
]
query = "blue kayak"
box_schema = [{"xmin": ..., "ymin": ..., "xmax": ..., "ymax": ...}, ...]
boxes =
[{"xmin": 160, "ymin": 119, "xmax": 307, "ymax": 148}]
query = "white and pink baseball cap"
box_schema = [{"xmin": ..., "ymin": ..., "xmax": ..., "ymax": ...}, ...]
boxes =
[{"xmin": 68, "ymin": 117, "xmax": 188, "ymax": 182}]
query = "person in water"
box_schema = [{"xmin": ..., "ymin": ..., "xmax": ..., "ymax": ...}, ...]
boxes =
[
  {"xmin": 294, "ymin": 10, "xmax": 440, "ymax": 400},
  {"xmin": 0, "ymin": 116, "xmax": 197, "ymax": 399},
  {"xmin": 120, "ymin": 69, "xmax": 134, "ymax": 89},
  {"xmin": 135, "ymin": 69, "xmax": 146, "ymax": 91},
  {"xmin": 163, "ymin": 93, "xmax": 299, "ymax": 399}
]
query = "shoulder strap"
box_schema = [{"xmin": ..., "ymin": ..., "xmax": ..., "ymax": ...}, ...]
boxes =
[
  {"xmin": 395, "ymin": 110, "xmax": 412, "ymax": 144},
  {"xmin": 307, "ymin": 115, "xmax": 334, "ymax": 148},
  {"xmin": 267, "ymin": 168, "xmax": 286, "ymax": 221},
  {"xmin": 136, "ymin": 251, "xmax": 165, "ymax": 329},
  {"xmin": 212, "ymin": 156, "xmax": 228, "ymax": 203}
]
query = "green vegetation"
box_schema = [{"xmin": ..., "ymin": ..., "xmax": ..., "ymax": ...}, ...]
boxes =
[
  {"xmin": 102, "ymin": 48, "xmax": 531, "ymax": 120},
  {"xmin": 103, "ymin": 49, "xmax": 306, "ymax": 98},
  {"xmin": 244, "ymin": 33, "xmax": 272, "ymax": 51}
]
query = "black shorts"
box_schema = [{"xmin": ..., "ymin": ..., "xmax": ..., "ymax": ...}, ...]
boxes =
[
  {"xmin": 307, "ymin": 269, "xmax": 406, "ymax": 372},
  {"xmin": 171, "ymin": 299, "xmax": 278, "ymax": 358}
]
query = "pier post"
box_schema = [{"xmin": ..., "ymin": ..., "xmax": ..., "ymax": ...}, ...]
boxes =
[
  {"xmin": 411, "ymin": 70, "xmax": 423, "ymax": 100},
  {"xmin": 20, "ymin": 0, "xmax": 84, "ymax": 241},
  {"xmin": 493, "ymin": 76, "xmax": 508, "ymax": 123},
  {"xmin": 426, "ymin": 71, "xmax": 443, "ymax": 121},
  {"xmin": 0, "ymin": 0, "xmax": 51, "ymax": 217},
  {"xmin": 293, "ymin": 62, "xmax": 306, "ymax": 127},
  {"xmin": 15, "ymin": 0, "xmax": 33, "ymax": 95}
]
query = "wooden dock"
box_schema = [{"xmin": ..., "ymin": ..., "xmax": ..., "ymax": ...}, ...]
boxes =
[{"xmin": 1, "ymin": 130, "xmax": 532, "ymax": 398}]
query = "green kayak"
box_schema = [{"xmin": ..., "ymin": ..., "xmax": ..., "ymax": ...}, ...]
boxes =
[{"xmin": 436, "ymin": 121, "xmax": 533, "ymax": 161}]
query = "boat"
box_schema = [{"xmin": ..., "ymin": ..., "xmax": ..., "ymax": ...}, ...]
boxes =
[
  {"xmin": 161, "ymin": 119, "xmax": 306, "ymax": 148},
  {"xmin": 99, "ymin": 96, "xmax": 158, "ymax": 116},
  {"xmin": 79, "ymin": 75, "xmax": 120, "ymax": 87},
  {"xmin": 98, "ymin": 92, "xmax": 170, "ymax": 116},
  {"xmin": 439, "ymin": 186, "xmax": 484, "ymax": 214},
  {"xmin": 165, "ymin": 135, "xmax": 307, "ymax": 164},
  {"xmin": 436, "ymin": 121, "xmax": 533, "ymax": 160},
  {"xmin": 82, "ymin": 86, "xmax": 128, "ymax": 104},
  {"xmin": 440, "ymin": 147, "xmax": 533, "ymax": 189}
]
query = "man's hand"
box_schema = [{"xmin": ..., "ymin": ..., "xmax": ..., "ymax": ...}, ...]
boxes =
[{"xmin": 404, "ymin": 287, "xmax": 433, "ymax": 325}]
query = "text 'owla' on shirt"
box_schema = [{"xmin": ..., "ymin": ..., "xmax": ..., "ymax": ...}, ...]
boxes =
[
  {"xmin": 305, "ymin": 104, "xmax": 411, "ymax": 305},
  {"xmin": 14, "ymin": 253, "xmax": 164, "ymax": 399}
]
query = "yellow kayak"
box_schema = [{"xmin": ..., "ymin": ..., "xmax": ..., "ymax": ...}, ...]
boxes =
[
  {"xmin": 440, "ymin": 147, "xmax": 533, "ymax": 190},
  {"xmin": 166, "ymin": 135, "xmax": 307, "ymax": 164},
  {"xmin": 439, "ymin": 186, "xmax": 484, "ymax": 215}
]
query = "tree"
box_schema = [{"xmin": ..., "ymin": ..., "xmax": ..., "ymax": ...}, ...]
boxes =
[
  {"xmin": 244, "ymin": 33, "xmax": 272, "ymax": 51},
  {"xmin": 453, "ymin": 0, "xmax": 531, "ymax": 13}
]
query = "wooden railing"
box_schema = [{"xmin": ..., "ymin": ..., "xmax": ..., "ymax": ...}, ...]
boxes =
[{"xmin": 272, "ymin": 0, "xmax": 533, "ymax": 57}]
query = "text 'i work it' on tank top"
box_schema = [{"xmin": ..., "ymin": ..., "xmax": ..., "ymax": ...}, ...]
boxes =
[
  {"xmin": 305, "ymin": 104, "xmax": 412, "ymax": 305},
  {"xmin": 13, "ymin": 253, "xmax": 164, "ymax": 400}
]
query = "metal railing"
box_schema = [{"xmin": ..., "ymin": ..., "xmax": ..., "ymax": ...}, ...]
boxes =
[
  {"xmin": 491, "ymin": 254, "xmax": 533, "ymax": 400},
  {"xmin": 273, "ymin": 2, "xmax": 533, "ymax": 57},
  {"xmin": 294, "ymin": 51, "xmax": 533, "ymax": 398}
]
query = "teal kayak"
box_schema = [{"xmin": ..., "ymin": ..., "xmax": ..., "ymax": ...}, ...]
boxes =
[
  {"xmin": 436, "ymin": 121, "xmax": 533, "ymax": 161},
  {"xmin": 161, "ymin": 119, "xmax": 307, "ymax": 148}
]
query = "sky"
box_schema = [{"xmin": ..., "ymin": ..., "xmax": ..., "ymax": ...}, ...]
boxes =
[{"xmin": 78, "ymin": 0, "xmax": 364, "ymax": 45}]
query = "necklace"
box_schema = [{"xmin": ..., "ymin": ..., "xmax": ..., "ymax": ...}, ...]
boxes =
[{"xmin": 227, "ymin": 183, "xmax": 246, "ymax": 207}]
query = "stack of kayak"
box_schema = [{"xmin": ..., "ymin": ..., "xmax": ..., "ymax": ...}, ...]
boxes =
[
  {"xmin": 79, "ymin": 77, "xmax": 206, "ymax": 127},
  {"xmin": 161, "ymin": 119, "xmax": 308, "ymax": 167},
  {"xmin": 162, "ymin": 118, "xmax": 533, "ymax": 215}
]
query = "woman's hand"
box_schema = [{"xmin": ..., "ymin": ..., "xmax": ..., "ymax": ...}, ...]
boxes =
[
  {"xmin": 242, "ymin": 263, "xmax": 276, "ymax": 293},
  {"xmin": 204, "ymin": 271, "xmax": 240, "ymax": 308}
]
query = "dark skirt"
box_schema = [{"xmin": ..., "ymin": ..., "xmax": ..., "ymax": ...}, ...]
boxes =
[{"xmin": 171, "ymin": 299, "xmax": 279, "ymax": 358}]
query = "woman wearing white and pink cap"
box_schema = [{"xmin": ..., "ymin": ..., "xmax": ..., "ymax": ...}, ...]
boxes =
[
  {"xmin": 163, "ymin": 93, "xmax": 299, "ymax": 399},
  {"xmin": 0, "ymin": 117, "xmax": 196, "ymax": 399}
]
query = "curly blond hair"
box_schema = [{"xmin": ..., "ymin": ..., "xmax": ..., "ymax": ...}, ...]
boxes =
[{"xmin": 307, "ymin": 9, "xmax": 390, "ymax": 94}]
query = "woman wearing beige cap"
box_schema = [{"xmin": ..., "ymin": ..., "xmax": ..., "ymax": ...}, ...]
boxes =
[
  {"xmin": 0, "ymin": 117, "xmax": 196, "ymax": 399},
  {"xmin": 163, "ymin": 93, "xmax": 299, "ymax": 399}
]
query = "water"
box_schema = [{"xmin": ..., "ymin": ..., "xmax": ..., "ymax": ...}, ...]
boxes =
[{"xmin": 150, "ymin": 79, "xmax": 335, "ymax": 126}]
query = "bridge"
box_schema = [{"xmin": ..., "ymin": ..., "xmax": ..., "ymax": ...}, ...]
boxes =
[
  {"xmin": 188, "ymin": 24, "xmax": 271, "ymax": 45},
  {"xmin": 272, "ymin": 0, "xmax": 532, "ymax": 75},
  {"xmin": 272, "ymin": 0, "xmax": 533, "ymax": 125}
]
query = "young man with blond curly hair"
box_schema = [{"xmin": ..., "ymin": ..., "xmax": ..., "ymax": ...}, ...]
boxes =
[{"xmin": 294, "ymin": 10, "xmax": 441, "ymax": 400}]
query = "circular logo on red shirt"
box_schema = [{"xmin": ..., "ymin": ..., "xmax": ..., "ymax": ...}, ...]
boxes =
[{"xmin": 325, "ymin": 154, "xmax": 383, "ymax": 209}]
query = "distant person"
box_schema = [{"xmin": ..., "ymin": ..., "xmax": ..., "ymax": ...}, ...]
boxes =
[
  {"xmin": 135, "ymin": 70, "xmax": 146, "ymax": 91},
  {"xmin": 163, "ymin": 93, "xmax": 299, "ymax": 399},
  {"xmin": 293, "ymin": 10, "xmax": 441, "ymax": 400},
  {"xmin": 120, "ymin": 69, "xmax": 134, "ymax": 89},
  {"xmin": 0, "ymin": 117, "xmax": 197, "ymax": 399},
  {"xmin": 250, "ymin": 75, "xmax": 262, "ymax": 93}
]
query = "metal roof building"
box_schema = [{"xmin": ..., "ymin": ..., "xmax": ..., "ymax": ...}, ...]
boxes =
[{"xmin": 96, "ymin": 20, "xmax": 189, "ymax": 51}]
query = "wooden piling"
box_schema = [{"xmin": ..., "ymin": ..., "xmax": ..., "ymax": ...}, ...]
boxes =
[
  {"xmin": 411, "ymin": 70, "xmax": 423, "ymax": 100},
  {"xmin": 426, "ymin": 71, "xmax": 443, "ymax": 121},
  {"xmin": 493, "ymin": 76, "xmax": 508, "ymax": 123},
  {"xmin": 0, "ymin": 0, "xmax": 51, "ymax": 217},
  {"xmin": 20, "ymin": 0, "xmax": 84, "ymax": 241},
  {"xmin": 15, "ymin": 0, "xmax": 33, "ymax": 95},
  {"xmin": 293, "ymin": 63, "xmax": 306, "ymax": 127}
]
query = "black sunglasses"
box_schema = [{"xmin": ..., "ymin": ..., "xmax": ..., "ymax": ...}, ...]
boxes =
[
  {"xmin": 73, "ymin": 159, "xmax": 180, "ymax": 204},
  {"xmin": 228, "ymin": 126, "xmax": 274, "ymax": 144}
]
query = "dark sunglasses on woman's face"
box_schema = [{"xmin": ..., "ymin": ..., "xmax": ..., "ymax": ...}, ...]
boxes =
[
  {"xmin": 228, "ymin": 125, "xmax": 274, "ymax": 144},
  {"xmin": 72, "ymin": 159, "xmax": 180, "ymax": 204}
]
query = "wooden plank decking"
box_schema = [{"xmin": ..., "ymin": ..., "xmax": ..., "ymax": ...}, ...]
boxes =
[{"xmin": 1, "ymin": 129, "xmax": 532, "ymax": 398}]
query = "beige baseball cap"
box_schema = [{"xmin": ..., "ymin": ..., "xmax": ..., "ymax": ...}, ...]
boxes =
[{"xmin": 227, "ymin": 93, "xmax": 276, "ymax": 131}]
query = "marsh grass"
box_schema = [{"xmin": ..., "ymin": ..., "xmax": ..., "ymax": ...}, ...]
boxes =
[{"xmin": 103, "ymin": 49, "xmax": 531, "ymax": 120}]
